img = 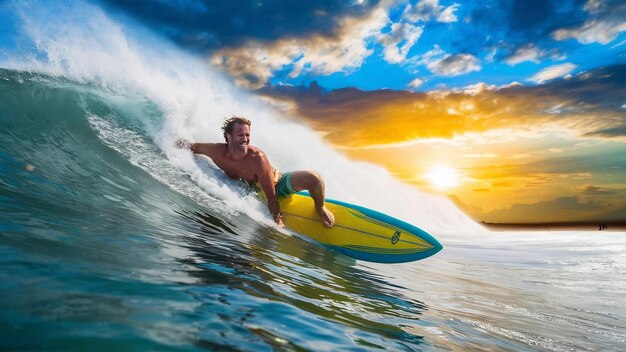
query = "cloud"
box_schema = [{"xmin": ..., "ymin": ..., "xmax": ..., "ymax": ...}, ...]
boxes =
[
  {"xmin": 432, "ymin": 54, "xmax": 481, "ymax": 76},
  {"xmin": 378, "ymin": 0, "xmax": 460, "ymax": 65},
  {"xmin": 379, "ymin": 22, "xmax": 424, "ymax": 64},
  {"xmin": 554, "ymin": 19, "xmax": 626, "ymax": 44},
  {"xmin": 553, "ymin": 1, "xmax": 626, "ymax": 44},
  {"xmin": 481, "ymin": 196, "xmax": 606, "ymax": 223},
  {"xmin": 100, "ymin": 0, "xmax": 394, "ymax": 88},
  {"xmin": 211, "ymin": 43, "xmax": 300, "ymax": 88},
  {"xmin": 506, "ymin": 44, "xmax": 543, "ymax": 65},
  {"xmin": 583, "ymin": 125, "xmax": 626, "ymax": 139},
  {"xmin": 583, "ymin": 185, "xmax": 617, "ymax": 195},
  {"xmin": 100, "ymin": 0, "xmax": 380, "ymax": 50},
  {"xmin": 527, "ymin": 63, "xmax": 577, "ymax": 83},
  {"xmin": 584, "ymin": 0, "xmax": 604, "ymax": 12},
  {"xmin": 212, "ymin": 6, "xmax": 389, "ymax": 88},
  {"xmin": 460, "ymin": 82, "xmax": 496, "ymax": 95},
  {"xmin": 460, "ymin": 0, "xmax": 589, "ymax": 61},
  {"xmin": 504, "ymin": 44, "xmax": 563, "ymax": 66},
  {"xmin": 408, "ymin": 77, "xmax": 425, "ymax": 88},
  {"xmin": 419, "ymin": 46, "xmax": 481, "ymax": 76},
  {"xmin": 465, "ymin": 153, "xmax": 498, "ymax": 158},
  {"xmin": 258, "ymin": 64, "xmax": 626, "ymax": 147},
  {"xmin": 403, "ymin": 0, "xmax": 460, "ymax": 23},
  {"xmin": 437, "ymin": 3, "xmax": 461, "ymax": 23}
]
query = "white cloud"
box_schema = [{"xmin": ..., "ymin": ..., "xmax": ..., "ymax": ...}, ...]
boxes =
[
  {"xmin": 464, "ymin": 153, "xmax": 498, "ymax": 158},
  {"xmin": 380, "ymin": 22, "xmax": 424, "ymax": 64},
  {"xmin": 584, "ymin": 0, "xmax": 604, "ymax": 13},
  {"xmin": 212, "ymin": 43, "xmax": 299, "ymax": 88},
  {"xmin": 437, "ymin": 3, "xmax": 460, "ymax": 23},
  {"xmin": 500, "ymin": 81, "xmax": 522, "ymax": 89},
  {"xmin": 505, "ymin": 44, "xmax": 543, "ymax": 65},
  {"xmin": 527, "ymin": 63, "xmax": 577, "ymax": 84},
  {"xmin": 485, "ymin": 47, "xmax": 497, "ymax": 63},
  {"xmin": 420, "ymin": 47, "xmax": 481, "ymax": 76},
  {"xmin": 403, "ymin": 0, "xmax": 460, "ymax": 23},
  {"xmin": 211, "ymin": 7, "xmax": 389, "ymax": 88},
  {"xmin": 553, "ymin": 19, "xmax": 626, "ymax": 44},
  {"xmin": 461, "ymin": 82, "xmax": 496, "ymax": 95},
  {"xmin": 505, "ymin": 44, "xmax": 566, "ymax": 66},
  {"xmin": 553, "ymin": 1, "xmax": 626, "ymax": 45},
  {"xmin": 408, "ymin": 78, "xmax": 425, "ymax": 88}
]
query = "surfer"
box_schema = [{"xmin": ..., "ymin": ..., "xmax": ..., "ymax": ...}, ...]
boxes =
[{"xmin": 175, "ymin": 116, "xmax": 335, "ymax": 228}]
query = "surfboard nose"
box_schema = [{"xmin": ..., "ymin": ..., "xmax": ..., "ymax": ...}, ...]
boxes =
[{"xmin": 426, "ymin": 236, "xmax": 444, "ymax": 257}]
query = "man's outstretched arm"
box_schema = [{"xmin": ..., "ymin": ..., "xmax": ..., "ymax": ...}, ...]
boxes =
[{"xmin": 175, "ymin": 139, "xmax": 222, "ymax": 160}]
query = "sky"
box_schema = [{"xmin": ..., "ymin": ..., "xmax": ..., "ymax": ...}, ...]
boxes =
[{"xmin": 5, "ymin": 0, "xmax": 626, "ymax": 223}]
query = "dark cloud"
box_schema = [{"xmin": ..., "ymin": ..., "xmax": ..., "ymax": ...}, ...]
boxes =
[
  {"xmin": 459, "ymin": 0, "xmax": 587, "ymax": 57},
  {"xmin": 258, "ymin": 81, "xmax": 435, "ymax": 145},
  {"xmin": 100, "ymin": 0, "xmax": 381, "ymax": 51},
  {"xmin": 583, "ymin": 186, "xmax": 618, "ymax": 195},
  {"xmin": 260, "ymin": 80, "xmax": 421, "ymax": 119},
  {"xmin": 583, "ymin": 126, "xmax": 626, "ymax": 138},
  {"xmin": 524, "ymin": 65, "xmax": 626, "ymax": 110},
  {"xmin": 259, "ymin": 64, "xmax": 626, "ymax": 146},
  {"xmin": 481, "ymin": 196, "xmax": 605, "ymax": 223}
]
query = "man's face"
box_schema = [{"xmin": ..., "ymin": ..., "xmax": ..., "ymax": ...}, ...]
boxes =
[{"xmin": 227, "ymin": 123, "xmax": 250, "ymax": 153}]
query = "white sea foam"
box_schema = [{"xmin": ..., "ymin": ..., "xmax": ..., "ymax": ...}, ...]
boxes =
[{"xmin": 2, "ymin": 0, "xmax": 484, "ymax": 234}]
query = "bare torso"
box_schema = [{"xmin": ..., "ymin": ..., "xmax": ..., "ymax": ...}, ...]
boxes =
[
  {"xmin": 190, "ymin": 142, "xmax": 282, "ymax": 222},
  {"xmin": 194, "ymin": 143, "xmax": 277, "ymax": 184}
]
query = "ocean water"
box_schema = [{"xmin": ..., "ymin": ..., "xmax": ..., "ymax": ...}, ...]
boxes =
[{"xmin": 1, "ymin": 1, "xmax": 626, "ymax": 351}]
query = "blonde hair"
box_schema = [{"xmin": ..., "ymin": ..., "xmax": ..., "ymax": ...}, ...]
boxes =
[{"xmin": 221, "ymin": 116, "xmax": 251, "ymax": 143}]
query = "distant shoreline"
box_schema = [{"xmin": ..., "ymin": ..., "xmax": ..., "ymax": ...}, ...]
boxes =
[{"xmin": 481, "ymin": 221, "xmax": 626, "ymax": 231}]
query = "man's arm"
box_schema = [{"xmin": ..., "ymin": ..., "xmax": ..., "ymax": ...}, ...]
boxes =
[
  {"xmin": 255, "ymin": 153, "xmax": 284, "ymax": 226},
  {"xmin": 175, "ymin": 139, "xmax": 222, "ymax": 160}
]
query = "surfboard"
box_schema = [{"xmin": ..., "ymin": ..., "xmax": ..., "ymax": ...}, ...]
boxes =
[{"xmin": 279, "ymin": 192, "xmax": 443, "ymax": 263}]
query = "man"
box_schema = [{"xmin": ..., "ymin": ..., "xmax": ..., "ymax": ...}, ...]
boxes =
[{"xmin": 176, "ymin": 116, "xmax": 335, "ymax": 228}]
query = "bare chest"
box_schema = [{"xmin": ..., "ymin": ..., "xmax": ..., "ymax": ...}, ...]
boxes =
[{"xmin": 213, "ymin": 157, "xmax": 258, "ymax": 183}]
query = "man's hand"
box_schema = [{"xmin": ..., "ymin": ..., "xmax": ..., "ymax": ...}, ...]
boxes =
[
  {"xmin": 175, "ymin": 139, "xmax": 193, "ymax": 150},
  {"xmin": 274, "ymin": 213, "xmax": 285, "ymax": 227}
]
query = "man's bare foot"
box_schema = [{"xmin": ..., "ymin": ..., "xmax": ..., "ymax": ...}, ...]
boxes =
[{"xmin": 316, "ymin": 206, "xmax": 335, "ymax": 228}]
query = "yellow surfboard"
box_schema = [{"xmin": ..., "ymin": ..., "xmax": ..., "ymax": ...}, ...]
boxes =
[{"xmin": 279, "ymin": 192, "xmax": 443, "ymax": 263}]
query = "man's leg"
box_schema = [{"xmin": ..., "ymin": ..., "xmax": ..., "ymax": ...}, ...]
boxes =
[{"xmin": 289, "ymin": 171, "xmax": 335, "ymax": 228}]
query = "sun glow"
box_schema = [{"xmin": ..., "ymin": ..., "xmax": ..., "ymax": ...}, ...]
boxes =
[{"xmin": 425, "ymin": 165, "xmax": 460, "ymax": 189}]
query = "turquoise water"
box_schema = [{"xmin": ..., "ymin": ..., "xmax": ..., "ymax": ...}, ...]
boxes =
[{"xmin": 2, "ymin": 69, "xmax": 626, "ymax": 351}]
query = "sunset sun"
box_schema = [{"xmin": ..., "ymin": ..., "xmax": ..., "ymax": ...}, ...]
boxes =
[{"xmin": 425, "ymin": 165, "xmax": 460, "ymax": 189}]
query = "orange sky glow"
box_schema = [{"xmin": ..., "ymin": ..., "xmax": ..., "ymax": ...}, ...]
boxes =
[{"xmin": 261, "ymin": 68, "xmax": 626, "ymax": 223}]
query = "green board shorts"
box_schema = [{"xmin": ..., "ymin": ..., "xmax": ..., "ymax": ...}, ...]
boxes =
[{"xmin": 275, "ymin": 171, "xmax": 296, "ymax": 198}]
